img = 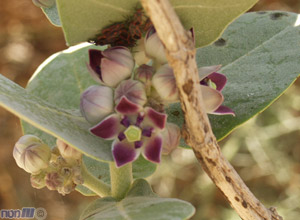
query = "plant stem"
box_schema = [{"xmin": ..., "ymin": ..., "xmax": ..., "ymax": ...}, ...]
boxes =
[
  {"xmin": 109, "ymin": 162, "xmax": 133, "ymax": 200},
  {"xmin": 81, "ymin": 163, "xmax": 111, "ymax": 197},
  {"xmin": 141, "ymin": 1, "xmax": 283, "ymax": 220}
]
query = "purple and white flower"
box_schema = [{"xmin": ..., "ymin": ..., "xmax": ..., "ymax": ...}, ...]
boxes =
[
  {"xmin": 152, "ymin": 64, "xmax": 234, "ymax": 115},
  {"xmin": 90, "ymin": 96, "xmax": 167, "ymax": 167},
  {"xmin": 87, "ymin": 47, "xmax": 134, "ymax": 87}
]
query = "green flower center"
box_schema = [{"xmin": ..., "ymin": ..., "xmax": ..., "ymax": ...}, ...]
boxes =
[{"xmin": 124, "ymin": 125, "xmax": 142, "ymax": 142}]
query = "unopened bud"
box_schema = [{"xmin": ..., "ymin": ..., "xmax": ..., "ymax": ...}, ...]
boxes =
[
  {"xmin": 144, "ymin": 27, "xmax": 168, "ymax": 64},
  {"xmin": 56, "ymin": 139, "xmax": 82, "ymax": 160},
  {"xmin": 80, "ymin": 85, "xmax": 114, "ymax": 124},
  {"xmin": 114, "ymin": 79, "xmax": 147, "ymax": 106},
  {"xmin": 87, "ymin": 47, "xmax": 134, "ymax": 87},
  {"xmin": 13, "ymin": 135, "xmax": 51, "ymax": 174},
  {"xmin": 30, "ymin": 173, "xmax": 46, "ymax": 189},
  {"xmin": 135, "ymin": 64, "xmax": 154, "ymax": 84},
  {"xmin": 152, "ymin": 64, "xmax": 179, "ymax": 102},
  {"xmin": 45, "ymin": 172, "xmax": 64, "ymax": 190}
]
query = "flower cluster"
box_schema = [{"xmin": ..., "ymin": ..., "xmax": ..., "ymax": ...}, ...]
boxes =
[
  {"xmin": 80, "ymin": 27, "xmax": 234, "ymax": 167},
  {"xmin": 13, "ymin": 135, "xmax": 83, "ymax": 195}
]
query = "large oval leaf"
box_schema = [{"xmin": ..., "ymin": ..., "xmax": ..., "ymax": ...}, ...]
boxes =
[
  {"xmin": 0, "ymin": 74, "xmax": 112, "ymax": 161},
  {"xmin": 80, "ymin": 179, "xmax": 195, "ymax": 220},
  {"xmin": 167, "ymin": 11, "xmax": 300, "ymax": 142},
  {"xmin": 56, "ymin": 0, "xmax": 257, "ymax": 47}
]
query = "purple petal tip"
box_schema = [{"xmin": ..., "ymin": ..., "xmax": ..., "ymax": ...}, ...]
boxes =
[{"xmin": 112, "ymin": 141, "xmax": 137, "ymax": 167}]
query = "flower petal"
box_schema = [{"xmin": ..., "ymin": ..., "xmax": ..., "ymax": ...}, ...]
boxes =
[
  {"xmin": 90, "ymin": 114, "xmax": 120, "ymax": 139},
  {"xmin": 115, "ymin": 96, "xmax": 141, "ymax": 115},
  {"xmin": 161, "ymin": 123, "xmax": 181, "ymax": 155},
  {"xmin": 144, "ymin": 107, "xmax": 167, "ymax": 130},
  {"xmin": 207, "ymin": 72, "xmax": 227, "ymax": 91},
  {"xmin": 200, "ymin": 85, "xmax": 224, "ymax": 113},
  {"xmin": 112, "ymin": 140, "xmax": 138, "ymax": 167},
  {"xmin": 87, "ymin": 49, "xmax": 104, "ymax": 84},
  {"xmin": 143, "ymin": 135, "xmax": 162, "ymax": 163},
  {"xmin": 101, "ymin": 58, "xmax": 131, "ymax": 87},
  {"xmin": 198, "ymin": 65, "xmax": 222, "ymax": 80},
  {"xmin": 214, "ymin": 105, "xmax": 235, "ymax": 116}
]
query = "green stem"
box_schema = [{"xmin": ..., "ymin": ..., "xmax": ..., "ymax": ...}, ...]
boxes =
[
  {"xmin": 109, "ymin": 162, "xmax": 133, "ymax": 200},
  {"xmin": 81, "ymin": 163, "xmax": 111, "ymax": 197}
]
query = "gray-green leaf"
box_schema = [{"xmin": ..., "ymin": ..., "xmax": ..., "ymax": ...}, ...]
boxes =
[
  {"xmin": 0, "ymin": 74, "xmax": 113, "ymax": 162},
  {"xmin": 80, "ymin": 179, "xmax": 195, "ymax": 220},
  {"xmin": 42, "ymin": 2, "xmax": 61, "ymax": 26},
  {"xmin": 167, "ymin": 11, "xmax": 300, "ymax": 142},
  {"xmin": 56, "ymin": 0, "xmax": 257, "ymax": 47}
]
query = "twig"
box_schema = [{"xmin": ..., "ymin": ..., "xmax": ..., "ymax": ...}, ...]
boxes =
[{"xmin": 141, "ymin": 0, "xmax": 283, "ymax": 219}]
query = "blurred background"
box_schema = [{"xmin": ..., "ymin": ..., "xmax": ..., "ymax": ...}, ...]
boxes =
[{"xmin": 0, "ymin": 0, "xmax": 299, "ymax": 219}]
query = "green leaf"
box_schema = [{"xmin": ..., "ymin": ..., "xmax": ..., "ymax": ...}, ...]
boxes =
[
  {"xmin": 42, "ymin": 3, "xmax": 61, "ymax": 26},
  {"xmin": 56, "ymin": 0, "xmax": 257, "ymax": 47},
  {"xmin": 80, "ymin": 179, "xmax": 195, "ymax": 220},
  {"xmin": 22, "ymin": 43, "xmax": 107, "ymax": 152},
  {"xmin": 167, "ymin": 11, "xmax": 300, "ymax": 142},
  {"xmin": 76, "ymin": 156, "xmax": 157, "ymax": 196},
  {"xmin": 0, "ymin": 74, "xmax": 112, "ymax": 162}
]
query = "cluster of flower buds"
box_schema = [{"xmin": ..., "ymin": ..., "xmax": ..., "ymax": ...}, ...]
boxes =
[
  {"xmin": 80, "ymin": 26, "xmax": 233, "ymax": 167},
  {"xmin": 13, "ymin": 135, "xmax": 83, "ymax": 195}
]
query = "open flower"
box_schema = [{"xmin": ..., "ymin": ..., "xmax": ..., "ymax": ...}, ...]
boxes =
[
  {"xmin": 152, "ymin": 64, "xmax": 234, "ymax": 115},
  {"xmin": 90, "ymin": 96, "xmax": 167, "ymax": 167},
  {"xmin": 87, "ymin": 47, "xmax": 134, "ymax": 87}
]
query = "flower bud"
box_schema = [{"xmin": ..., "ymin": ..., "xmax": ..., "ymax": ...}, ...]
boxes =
[
  {"xmin": 161, "ymin": 123, "xmax": 181, "ymax": 155},
  {"xmin": 56, "ymin": 139, "xmax": 82, "ymax": 160},
  {"xmin": 114, "ymin": 79, "xmax": 147, "ymax": 106},
  {"xmin": 135, "ymin": 64, "xmax": 154, "ymax": 84},
  {"xmin": 133, "ymin": 40, "xmax": 151, "ymax": 66},
  {"xmin": 13, "ymin": 135, "xmax": 51, "ymax": 174},
  {"xmin": 152, "ymin": 64, "xmax": 179, "ymax": 102},
  {"xmin": 144, "ymin": 27, "xmax": 168, "ymax": 64},
  {"xmin": 32, "ymin": 0, "xmax": 55, "ymax": 8},
  {"xmin": 80, "ymin": 85, "xmax": 114, "ymax": 124},
  {"xmin": 87, "ymin": 47, "xmax": 134, "ymax": 87},
  {"xmin": 45, "ymin": 172, "xmax": 63, "ymax": 191},
  {"xmin": 30, "ymin": 173, "xmax": 46, "ymax": 189}
]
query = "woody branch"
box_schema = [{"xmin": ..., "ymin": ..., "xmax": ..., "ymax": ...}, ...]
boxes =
[{"xmin": 140, "ymin": 0, "xmax": 283, "ymax": 220}]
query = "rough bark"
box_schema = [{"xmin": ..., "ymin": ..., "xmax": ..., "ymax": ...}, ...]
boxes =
[{"xmin": 141, "ymin": 0, "xmax": 283, "ymax": 219}]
